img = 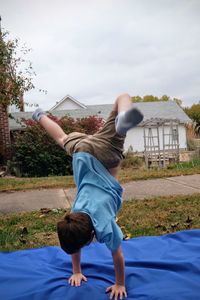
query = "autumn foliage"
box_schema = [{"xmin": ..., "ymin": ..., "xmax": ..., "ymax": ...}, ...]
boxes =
[
  {"xmin": 184, "ymin": 104, "xmax": 200, "ymax": 135},
  {"xmin": 11, "ymin": 114, "xmax": 104, "ymax": 177}
]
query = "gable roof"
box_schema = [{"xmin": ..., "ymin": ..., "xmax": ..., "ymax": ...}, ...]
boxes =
[
  {"xmin": 50, "ymin": 104, "xmax": 113, "ymax": 119},
  {"xmin": 133, "ymin": 101, "xmax": 191, "ymax": 123},
  {"xmin": 49, "ymin": 95, "xmax": 87, "ymax": 111},
  {"xmin": 9, "ymin": 101, "xmax": 191, "ymax": 131}
]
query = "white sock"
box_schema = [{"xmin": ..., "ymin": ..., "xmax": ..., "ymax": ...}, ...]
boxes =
[{"xmin": 115, "ymin": 107, "xmax": 144, "ymax": 136}]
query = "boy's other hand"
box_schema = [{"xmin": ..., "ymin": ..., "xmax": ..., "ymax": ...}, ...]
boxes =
[
  {"xmin": 106, "ymin": 284, "xmax": 127, "ymax": 300},
  {"xmin": 68, "ymin": 273, "xmax": 87, "ymax": 287}
]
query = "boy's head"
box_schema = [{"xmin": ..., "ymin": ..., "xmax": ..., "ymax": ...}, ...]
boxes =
[{"xmin": 57, "ymin": 212, "xmax": 94, "ymax": 254}]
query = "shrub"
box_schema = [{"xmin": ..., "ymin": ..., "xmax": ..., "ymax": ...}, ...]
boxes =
[
  {"xmin": 11, "ymin": 114, "xmax": 104, "ymax": 177},
  {"xmin": 187, "ymin": 139, "xmax": 197, "ymax": 151},
  {"xmin": 0, "ymin": 152, "xmax": 5, "ymax": 166},
  {"xmin": 121, "ymin": 152, "xmax": 144, "ymax": 169}
]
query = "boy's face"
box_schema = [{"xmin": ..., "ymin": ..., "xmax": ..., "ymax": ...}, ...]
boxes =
[
  {"xmin": 84, "ymin": 230, "xmax": 95, "ymax": 246},
  {"xmin": 66, "ymin": 231, "xmax": 95, "ymax": 255}
]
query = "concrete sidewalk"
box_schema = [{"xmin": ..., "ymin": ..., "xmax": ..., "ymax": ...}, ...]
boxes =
[{"xmin": 0, "ymin": 174, "xmax": 200, "ymax": 213}]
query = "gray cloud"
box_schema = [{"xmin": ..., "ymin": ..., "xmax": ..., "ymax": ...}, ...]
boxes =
[{"xmin": 1, "ymin": 0, "xmax": 200, "ymax": 110}]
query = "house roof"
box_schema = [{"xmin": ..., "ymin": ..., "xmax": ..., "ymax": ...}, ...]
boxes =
[
  {"xmin": 9, "ymin": 101, "xmax": 191, "ymax": 131},
  {"xmin": 49, "ymin": 95, "xmax": 86, "ymax": 111},
  {"xmin": 133, "ymin": 101, "xmax": 191, "ymax": 124},
  {"xmin": 8, "ymin": 105, "xmax": 113, "ymax": 131}
]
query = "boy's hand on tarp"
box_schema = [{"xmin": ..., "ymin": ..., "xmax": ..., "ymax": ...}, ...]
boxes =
[
  {"xmin": 68, "ymin": 273, "xmax": 87, "ymax": 287},
  {"xmin": 106, "ymin": 284, "xmax": 127, "ymax": 300}
]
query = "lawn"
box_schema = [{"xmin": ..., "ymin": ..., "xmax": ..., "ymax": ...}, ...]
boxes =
[
  {"xmin": 0, "ymin": 194, "xmax": 200, "ymax": 251},
  {"xmin": 1, "ymin": 164, "xmax": 200, "ymax": 192}
]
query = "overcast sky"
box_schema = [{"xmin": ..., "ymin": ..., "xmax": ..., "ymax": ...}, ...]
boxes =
[{"xmin": 1, "ymin": 0, "xmax": 200, "ymax": 110}]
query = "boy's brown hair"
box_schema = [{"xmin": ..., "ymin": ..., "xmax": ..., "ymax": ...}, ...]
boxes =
[{"xmin": 57, "ymin": 212, "xmax": 94, "ymax": 254}]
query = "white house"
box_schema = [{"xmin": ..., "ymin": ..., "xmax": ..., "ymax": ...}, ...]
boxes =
[{"xmin": 9, "ymin": 95, "xmax": 191, "ymax": 153}]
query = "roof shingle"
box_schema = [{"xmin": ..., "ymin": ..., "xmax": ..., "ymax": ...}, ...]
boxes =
[{"xmin": 9, "ymin": 101, "xmax": 191, "ymax": 131}]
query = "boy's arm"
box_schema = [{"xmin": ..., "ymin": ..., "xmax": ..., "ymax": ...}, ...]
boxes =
[
  {"xmin": 68, "ymin": 250, "xmax": 87, "ymax": 287},
  {"xmin": 71, "ymin": 250, "xmax": 82, "ymax": 273},
  {"xmin": 112, "ymin": 245, "xmax": 125, "ymax": 286},
  {"xmin": 32, "ymin": 109, "xmax": 68, "ymax": 148},
  {"xmin": 106, "ymin": 246, "xmax": 127, "ymax": 299}
]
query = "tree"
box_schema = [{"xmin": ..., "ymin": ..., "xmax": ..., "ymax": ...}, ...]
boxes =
[
  {"xmin": 172, "ymin": 98, "xmax": 183, "ymax": 107},
  {"xmin": 131, "ymin": 94, "xmax": 183, "ymax": 107},
  {"xmin": 131, "ymin": 95, "xmax": 158, "ymax": 102},
  {"xmin": 132, "ymin": 95, "xmax": 167, "ymax": 102},
  {"xmin": 184, "ymin": 103, "xmax": 200, "ymax": 135},
  {"xmin": 143, "ymin": 95, "xmax": 160, "ymax": 102},
  {"xmin": 0, "ymin": 17, "xmax": 34, "ymax": 162},
  {"xmin": 131, "ymin": 96, "xmax": 143, "ymax": 102},
  {"xmin": 132, "ymin": 95, "xmax": 165, "ymax": 102},
  {"xmin": 160, "ymin": 95, "xmax": 170, "ymax": 102},
  {"xmin": 0, "ymin": 26, "xmax": 34, "ymax": 108}
]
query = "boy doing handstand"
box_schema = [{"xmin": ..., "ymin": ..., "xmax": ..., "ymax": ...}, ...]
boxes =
[{"xmin": 32, "ymin": 93, "xmax": 143, "ymax": 300}]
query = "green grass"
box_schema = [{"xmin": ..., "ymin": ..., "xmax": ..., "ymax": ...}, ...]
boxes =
[
  {"xmin": 0, "ymin": 175, "xmax": 74, "ymax": 192},
  {"xmin": 167, "ymin": 159, "xmax": 200, "ymax": 169},
  {"xmin": 0, "ymin": 209, "xmax": 64, "ymax": 251},
  {"xmin": 0, "ymin": 194, "xmax": 200, "ymax": 251},
  {"xmin": 118, "ymin": 193, "xmax": 200, "ymax": 238},
  {"xmin": 119, "ymin": 165, "xmax": 200, "ymax": 182},
  {"xmin": 1, "ymin": 164, "xmax": 200, "ymax": 192}
]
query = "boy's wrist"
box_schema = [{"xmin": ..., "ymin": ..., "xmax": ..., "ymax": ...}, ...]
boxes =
[
  {"xmin": 73, "ymin": 268, "xmax": 81, "ymax": 274},
  {"xmin": 116, "ymin": 280, "xmax": 125, "ymax": 286},
  {"xmin": 71, "ymin": 251, "xmax": 81, "ymax": 274}
]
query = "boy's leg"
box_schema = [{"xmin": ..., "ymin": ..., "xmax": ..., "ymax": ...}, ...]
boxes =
[
  {"xmin": 94, "ymin": 93, "xmax": 140, "ymax": 138},
  {"xmin": 94, "ymin": 93, "xmax": 143, "ymax": 176},
  {"xmin": 112, "ymin": 93, "xmax": 133, "ymax": 113},
  {"xmin": 113, "ymin": 93, "xmax": 144, "ymax": 136},
  {"xmin": 32, "ymin": 109, "xmax": 68, "ymax": 149}
]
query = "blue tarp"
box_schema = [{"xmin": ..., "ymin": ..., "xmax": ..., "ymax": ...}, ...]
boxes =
[{"xmin": 0, "ymin": 230, "xmax": 200, "ymax": 300}]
